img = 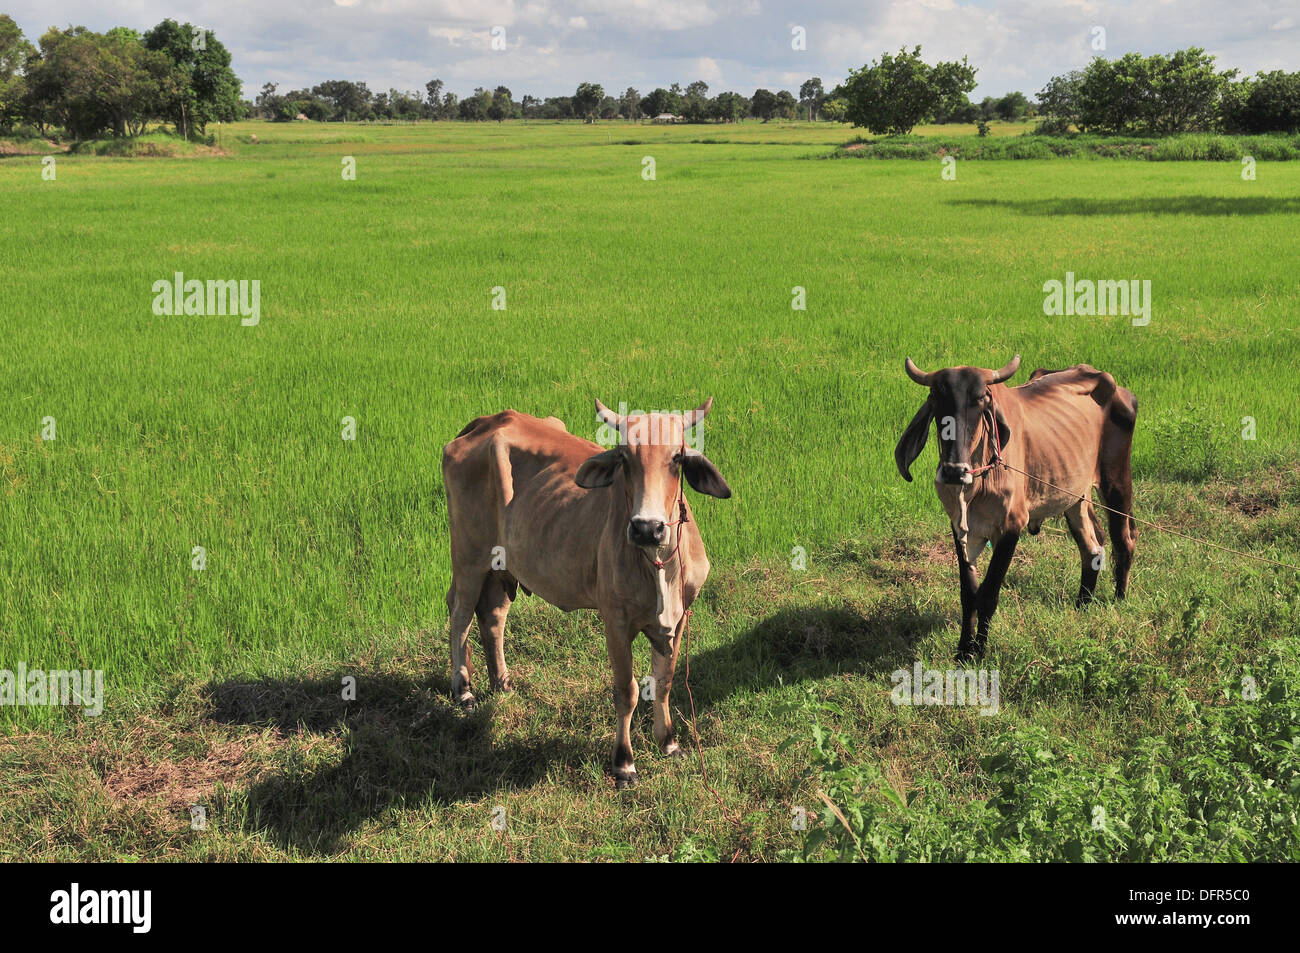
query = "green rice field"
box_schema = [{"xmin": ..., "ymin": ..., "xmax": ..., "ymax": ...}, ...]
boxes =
[{"xmin": 1, "ymin": 120, "xmax": 1297, "ymax": 860}]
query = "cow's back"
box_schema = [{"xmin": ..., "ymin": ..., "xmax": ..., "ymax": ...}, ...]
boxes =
[
  {"xmin": 1009, "ymin": 365, "xmax": 1123, "ymax": 514},
  {"xmin": 442, "ymin": 410, "xmax": 610, "ymax": 609}
]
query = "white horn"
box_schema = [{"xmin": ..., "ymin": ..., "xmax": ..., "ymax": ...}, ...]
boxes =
[
  {"xmin": 682, "ymin": 397, "xmax": 714, "ymax": 428},
  {"xmin": 594, "ymin": 398, "xmax": 621, "ymax": 430}
]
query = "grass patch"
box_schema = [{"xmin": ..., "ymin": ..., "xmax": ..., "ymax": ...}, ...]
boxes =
[
  {"xmin": 68, "ymin": 132, "xmax": 227, "ymax": 157},
  {"xmin": 832, "ymin": 132, "xmax": 1300, "ymax": 161}
]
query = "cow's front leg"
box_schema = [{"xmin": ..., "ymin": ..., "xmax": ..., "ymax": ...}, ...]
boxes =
[
  {"xmin": 604, "ymin": 620, "xmax": 639, "ymax": 788},
  {"xmin": 951, "ymin": 527, "xmax": 981, "ymax": 661},
  {"xmin": 648, "ymin": 619, "xmax": 684, "ymax": 759},
  {"xmin": 974, "ymin": 532, "xmax": 1021, "ymax": 656}
]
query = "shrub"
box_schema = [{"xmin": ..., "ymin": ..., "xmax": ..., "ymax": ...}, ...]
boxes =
[{"xmin": 784, "ymin": 647, "xmax": 1300, "ymax": 861}]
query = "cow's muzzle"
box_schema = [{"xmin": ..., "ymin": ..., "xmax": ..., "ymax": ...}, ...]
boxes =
[
  {"xmin": 938, "ymin": 463, "xmax": 974, "ymax": 486},
  {"xmin": 628, "ymin": 517, "xmax": 668, "ymax": 547}
]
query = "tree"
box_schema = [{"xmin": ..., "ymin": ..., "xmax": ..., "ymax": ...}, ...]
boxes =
[
  {"xmin": 1067, "ymin": 49, "xmax": 1233, "ymax": 134},
  {"xmin": 709, "ymin": 90, "xmax": 748, "ymax": 123},
  {"xmin": 799, "ymin": 77, "xmax": 823, "ymax": 120},
  {"xmin": 539, "ymin": 96, "xmax": 573, "ymax": 119},
  {"xmin": 841, "ymin": 46, "xmax": 977, "ymax": 136},
  {"xmin": 311, "ymin": 80, "xmax": 373, "ymax": 121},
  {"xmin": 255, "ymin": 82, "xmax": 291, "ymax": 121},
  {"xmin": 389, "ymin": 88, "xmax": 424, "ymax": 120},
  {"xmin": 750, "ymin": 88, "xmax": 778, "ymax": 120},
  {"xmin": 1035, "ymin": 70, "xmax": 1081, "ymax": 132},
  {"xmin": 488, "ymin": 86, "xmax": 519, "ymax": 121},
  {"xmin": 425, "ymin": 79, "xmax": 443, "ymax": 109},
  {"xmin": 820, "ymin": 97, "xmax": 848, "ymax": 123},
  {"xmin": 1229, "ymin": 70, "xmax": 1300, "ymax": 133},
  {"xmin": 994, "ymin": 90, "xmax": 1030, "ymax": 121},
  {"xmin": 640, "ymin": 87, "xmax": 677, "ymax": 117},
  {"xmin": 23, "ymin": 26, "xmax": 174, "ymax": 138},
  {"xmin": 0, "ymin": 14, "xmax": 34, "ymax": 130},
  {"xmin": 619, "ymin": 86, "xmax": 641, "ymax": 120},
  {"xmin": 933, "ymin": 94, "xmax": 979, "ymax": 124},
  {"xmin": 458, "ymin": 87, "xmax": 491, "ymax": 120},
  {"xmin": 142, "ymin": 19, "xmax": 241, "ymax": 136},
  {"xmin": 774, "ymin": 89, "xmax": 798, "ymax": 119},
  {"xmin": 1148, "ymin": 48, "xmax": 1234, "ymax": 134},
  {"xmin": 682, "ymin": 80, "xmax": 709, "ymax": 121},
  {"xmin": 573, "ymin": 82, "xmax": 604, "ymax": 121}
]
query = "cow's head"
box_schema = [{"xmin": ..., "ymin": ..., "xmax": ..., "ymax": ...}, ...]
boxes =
[
  {"xmin": 895, "ymin": 355, "xmax": 1019, "ymax": 486},
  {"xmin": 575, "ymin": 398, "xmax": 731, "ymax": 550}
]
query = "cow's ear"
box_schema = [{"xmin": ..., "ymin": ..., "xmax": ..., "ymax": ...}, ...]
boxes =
[
  {"xmin": 993, "ymin": 404, "xmax": 1012, "ymax": 452},
  {"xmin": 576, "ymin": 447, "xmax": 623, "ymax": 489},
  {"xmin": 681, "ymin": 449, "xmax": 731, "ymax": 499},
  {"xmin": 894, "ymin": 399, "xmax": 934, "ymax": 482}
]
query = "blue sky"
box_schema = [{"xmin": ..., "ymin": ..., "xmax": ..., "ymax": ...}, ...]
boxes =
[{"xmin": 7, "ymin": 0, "xmax": 1298, "ymax": 102}]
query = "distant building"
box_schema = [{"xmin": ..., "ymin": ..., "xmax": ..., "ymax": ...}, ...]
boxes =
[{"xmin": 652, "ymin": 113, "xmax": 682, "ymax": 123}]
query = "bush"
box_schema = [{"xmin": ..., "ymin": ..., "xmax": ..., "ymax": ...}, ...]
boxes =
[{"xmin": 783, "ymin": 647, "xmax": 1300, "ymax": 861}]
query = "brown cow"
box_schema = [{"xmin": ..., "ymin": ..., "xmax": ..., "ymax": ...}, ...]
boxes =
[
  {"xmin": 441, "ymin": 399, "xmax": 731, "ymax": 787},
  {"xmin": 895, "ymin": 356, "xmax": 1137, "ymax": 660}
]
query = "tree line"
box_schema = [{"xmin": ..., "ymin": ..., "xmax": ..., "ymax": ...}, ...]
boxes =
[
  {"xmin": 1, "ymin": 17, "xmax": 1297, "ymax": 141},
  {"xmin": 1035, "ymin": 48, "xmax": 1300, "ymax": 135},
  {"xmin": 255, "ymin": 79, "xmax": 817, "ymax": 124},
  {"xmin": 0, "ymin": 16, "xmax": 240, "ymax": 139}
]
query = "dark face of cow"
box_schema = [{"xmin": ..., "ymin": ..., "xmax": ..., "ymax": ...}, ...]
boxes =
[
  {"xmin": 894, "ymin": 356, "xmax": 1019, "ymax": 485},
  {"xmin": 575, "ymin": 398, "xmax": 732, "ymax": 552}
]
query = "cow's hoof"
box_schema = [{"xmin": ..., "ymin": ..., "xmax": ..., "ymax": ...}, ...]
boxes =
[
  {"xmin": 955, "ymin": 649, "xmax": 977, "ymax": 664},
  {"xmin": 491, "ymin": 675, "xmax": 513, "ymax": 693},
  {"xmin": 457, "ymin": 691, "xmax": 477, "ymax": 711},
  {"xmin": 613, "ymin": 767, "xmax": 638, "ymax": 789},
  {"xmin": 663, "ymin": 742, "xmax": 685, "ymax": 759}
]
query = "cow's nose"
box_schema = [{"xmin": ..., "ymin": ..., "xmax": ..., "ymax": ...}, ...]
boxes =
[
  {"xmin": 938, "ymin": 463, "xmax": 973, "ymax": 486},
  {"xmin": 629, "ymin": 518, "xmax": 667, "ymax": 546}
]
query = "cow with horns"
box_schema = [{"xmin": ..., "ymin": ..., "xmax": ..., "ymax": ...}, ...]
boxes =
[
  {"xmin": 441, "ymin": 398, "xmax": 731, "ymax": 787},
  {"xmin": 894, "ymin": 356, "xmax": 1138, "ymax": 660}
]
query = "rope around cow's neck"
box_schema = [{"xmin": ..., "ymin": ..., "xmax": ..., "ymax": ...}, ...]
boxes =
[
  {"xmin": 628, "ymin": 438, "xmax": 746, "ymax": 845},
  {"xmin": 968, "ymin": 391, "xmax": 1004, "ymax": 478}
]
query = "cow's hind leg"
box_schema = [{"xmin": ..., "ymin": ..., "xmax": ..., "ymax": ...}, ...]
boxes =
[
  {"xmin": 1065, "ymin": 498, "xmax": 1105, "ymax": 607},
  {"xmin": 447, "ymin": 573, "xmax": 486, "ymax": 709},
  {"xmin": 603, "ymin": 618, "xmax": 639, "ymax": 788},
  {"xmin": 475, "ymin": 573, "xmax": 514, "ymax": 692},
  {"xmin": 1100, "ymin": 395, "xmax": 1138, "ymax": 600}
]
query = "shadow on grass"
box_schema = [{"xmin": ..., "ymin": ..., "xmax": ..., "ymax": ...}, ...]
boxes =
[
  {"xmin": 948, "ymin": 196, "xmax": 1300, "ymax": 217},
  {"xmin": 202, "ymin": 597, "xmax": 941, "ymax": 853},
  {"xmin": 685, "ymin": 599, "xmax": 945, "ymax": 710},
  {"xmin": 203, "ymin": 673, "xmax": 587, "ymax": 854}
]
